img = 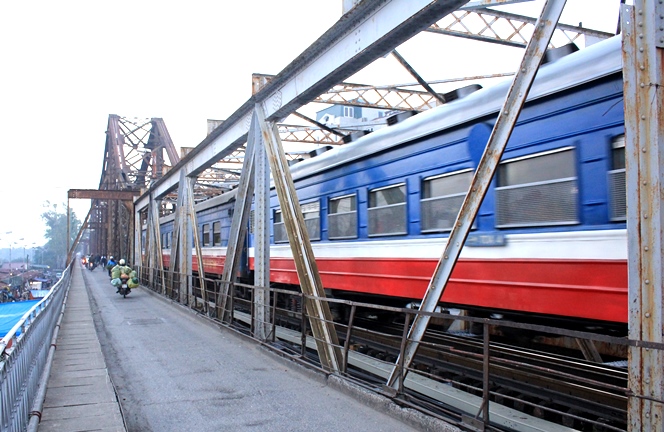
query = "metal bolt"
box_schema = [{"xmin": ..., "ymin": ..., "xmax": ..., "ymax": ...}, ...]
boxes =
[
  {"xmin": 642, "ymin": 115, "xmax": 647, "ymax": 120},
  {"xmin": 646, "ymin": 312, "xmax": 651, "ymax": 318},
  {"xmin": 641, "ymin": 82, "xmax": 646, "ymax": 87},
  {"xmin": 645, "ymin": 279, "xmax": 650, "ymax": 284},
  {"xmin": 645, "ymin": 246, "xmax": 649, "ymax": 251}
]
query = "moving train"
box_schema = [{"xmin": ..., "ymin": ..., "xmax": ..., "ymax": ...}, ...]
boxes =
[{"xmin": 158, "ymin": 35, "xmax": 627, "ymax": 326}]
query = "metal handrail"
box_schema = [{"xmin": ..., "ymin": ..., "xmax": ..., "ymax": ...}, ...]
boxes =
[{"xmin": 0, "ymin": 262, "xmax": 72, "ymax": 432}]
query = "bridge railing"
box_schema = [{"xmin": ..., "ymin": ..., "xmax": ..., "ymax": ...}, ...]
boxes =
[
  {"xmin": 0, "ymin": 263, "xmax": 71, "ymax": 432},
  {"xmin": 138, "ymin": 265, "xmax": 658, "ymax": 431}
]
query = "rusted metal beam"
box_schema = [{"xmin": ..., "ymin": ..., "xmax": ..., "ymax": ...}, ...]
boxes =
[
  {"xmin": 68, "ymin": 189, "xmax": 140, "ymax": 201},
  {"xmin": 427, "ymin": 6, "xmax": 613, "ymax": 48},
  {"xmin": 387, "ymin": 0, "xmax": 567, "ymax": 389},
  {"xmin": 622, "ymin": 3, "xmax": 664, "ymax": 430},
  {"xmin": 219, "ymin": 115, "xmax": 256, "ymax": 321},
  {"xmin": 256, "ymin": 102, "xmax": 342, "ymax": 373}
]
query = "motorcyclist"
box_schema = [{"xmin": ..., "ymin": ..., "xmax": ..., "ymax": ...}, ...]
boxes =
[
  {"xmin": 106, "ymin": 256, "xmax": 117, "ymax": 278},
  {"xmin": 111, "ymin": 259, "xmax": 134, "ymax": 293}
]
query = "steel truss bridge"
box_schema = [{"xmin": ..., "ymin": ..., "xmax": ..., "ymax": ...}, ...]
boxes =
[{"xmin": 65, "ymin": 1, "xmax": 663, "ymax": 430}]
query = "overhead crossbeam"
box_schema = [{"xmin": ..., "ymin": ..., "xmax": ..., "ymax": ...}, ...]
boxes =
[{"xmin": 428, "ymin": 7, "xmax": 613, "ymax": 48}]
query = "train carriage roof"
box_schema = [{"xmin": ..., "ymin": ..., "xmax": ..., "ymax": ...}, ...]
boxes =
[{"xmin": 290, "ymin": 35, "xmax": 622, "ymax": 181}]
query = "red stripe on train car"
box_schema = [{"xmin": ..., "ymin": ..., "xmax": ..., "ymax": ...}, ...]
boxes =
[{"xmin": 252, "ymin": 257, "xmax": 627, "ymax": 323}]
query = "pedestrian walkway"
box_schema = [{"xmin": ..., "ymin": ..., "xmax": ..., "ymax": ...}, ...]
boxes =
[
  {"xmin": 38, "ymin": 265, "xmax": 125, "ymax": 431},
  {"xmin": 35, "ymin": 264, "xmax": 451, "ymax": 432}
]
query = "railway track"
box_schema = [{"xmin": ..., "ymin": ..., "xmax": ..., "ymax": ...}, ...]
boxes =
[
  {"xmin": 227, "ymin": 294, "xmax": 629, "ymax": 431},
  {"xmin": 347, "ymin": 317, "xmax": 628, "ymax": 430}
]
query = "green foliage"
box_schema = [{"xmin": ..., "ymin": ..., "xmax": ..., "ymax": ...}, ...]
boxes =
[{"xmin": 40, "ymin": 201, "xmax": 81, "ymax": 268}]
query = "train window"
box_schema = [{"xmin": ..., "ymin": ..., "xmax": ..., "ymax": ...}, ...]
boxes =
[
  {"xmin": 202, "ymin": 224, "xmax": 210, "ymax": 247},
  {"xmin": 421, "ymin": 170, "xmax": 473, "ymax": 232},
  {"xmin": 328, "ymin": 194, "xmax": 357, "ymax": 239},
  {"xmin": 212, "ymin": 221, "xmax": 221, "ymax": 246},
  {"xmin": 496, "ymin": 147, "xmax": 578, "ymax": 227},
  {"xmin": 608, "ymin": 135, "xmax": 626, "ymax": 221},
  {"xmin": 301, "ymin": 201, "xmax": 321, "ymax": 241},
  {"xmin": 273, "ymin": 202, "xmax": 320, "ymax": 243},
  {"xmin": 273, "ymin": 210, "xmax": 287, "ymax": 243},
  {"xmin": 368, "ymin": 183, "xmax": 407, "ymax": 236}
]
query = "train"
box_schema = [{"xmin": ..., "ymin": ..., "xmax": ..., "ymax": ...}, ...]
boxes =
[{"xmin": 157, "ymin": 35, "xmax": 627, "ymax": 327}]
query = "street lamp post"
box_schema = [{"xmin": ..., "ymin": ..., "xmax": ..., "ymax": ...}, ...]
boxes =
[
  {"xmin": 4, "ymin": 231, "xmax": 11, "ymax": 274},
  {"xmin": 16, "ymin": 238, "xmax": 24, "ymax": 272}
]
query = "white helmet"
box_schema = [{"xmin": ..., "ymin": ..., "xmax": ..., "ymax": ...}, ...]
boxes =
[{"xmin": 119, "ymin": 259, "xmax": 126, "ymax": 265}]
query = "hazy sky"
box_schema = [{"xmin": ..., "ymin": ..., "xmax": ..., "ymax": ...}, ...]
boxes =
[{"xmin": 0, "ymin": 0, "xmax": 621, "ymax": 248}]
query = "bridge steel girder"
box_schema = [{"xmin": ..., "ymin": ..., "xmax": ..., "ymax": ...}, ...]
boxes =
[
  {"xmin": 218, "ymin": 115, "xmax": 257, "ymax": 323},
  {"xmin": 134, "ymin": 0, "xmax": 470, "ymax": 210},
  {"xmin": 427, "ymin": 6, "xmax": 614, "ymax": 48},
  {"xmin": 623, "ymin": 3, "xmax": 664, "ymax": 430},
  {"xmin": 256, "ymin": 103, "xmax": 343, "ymax": 373},
  {"xmin": 97, "ymin": 115, "xmax": 179, "ymax": 263}
]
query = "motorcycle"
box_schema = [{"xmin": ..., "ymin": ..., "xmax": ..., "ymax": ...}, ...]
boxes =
[{"xmin": 118, "ymin": 274, "xmax": 131, "ymax": 298}]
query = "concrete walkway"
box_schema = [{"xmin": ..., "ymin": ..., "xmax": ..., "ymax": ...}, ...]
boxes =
[
  {"xmin": 35, "ymin": 265, "xmax": 450, "ymax": 432},
  {"xmin": 38, "ymin": 265, "xmax": 125, "ymax": 431}
]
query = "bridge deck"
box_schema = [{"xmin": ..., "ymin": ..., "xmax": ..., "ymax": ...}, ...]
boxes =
[{"xmin": 36, "ymin": 264, "xmax": 437, "ymax": 432}]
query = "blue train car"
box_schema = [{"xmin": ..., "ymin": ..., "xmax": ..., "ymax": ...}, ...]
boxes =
[{"xmin": 162, "ymin": 35, "xmax": 627, "ymax": 324}]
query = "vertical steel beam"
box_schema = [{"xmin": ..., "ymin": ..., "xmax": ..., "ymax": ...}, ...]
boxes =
[
  {"xmin": 172, "ymin": 171, "xmax": 195, "ymax": 305},
  {"xmin": 255, "ymin": 103, "xmax": 342, "ymax": 372},
  {"xmin": 183, "ymin": 175, "xmax": 207, "ymax": 310},
  {"xmin": 253, "ymin": 115, "xmax": 271, "ymax": 340},
  {"xmin": 387, "ymin": 0, "xmax": 567, "ymax": 388},
  {"xmin": 219, "ymin": 114, "xmax": 257, "ymax": 321},
  {"xmin": 134, "ymin": 205, "xmax": 143, "ymax": 283},
  {"xmin": 144, "ymin": 195, "xmax": 166, "ymax": 293},
  {"xmin": 622, "ymin": 3, "xmax": 664, "ymax": 430},
  {"xmin": 183, "ymin": 175, "xmax": 205, "ymax": 307}
]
